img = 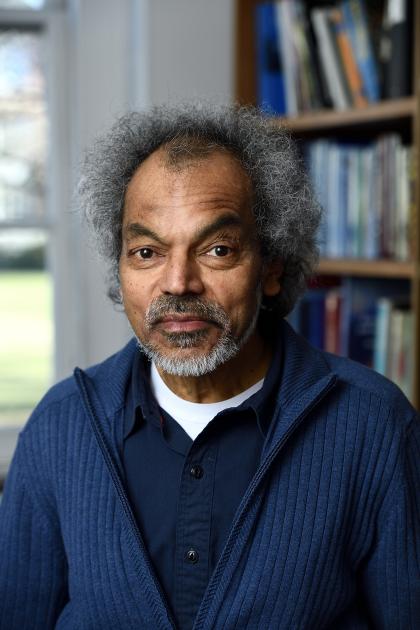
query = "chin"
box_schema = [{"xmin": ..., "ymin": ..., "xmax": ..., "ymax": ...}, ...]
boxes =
[{"xmin": 137, "ymin": 332, "xmax": 241, "ymax": 378}]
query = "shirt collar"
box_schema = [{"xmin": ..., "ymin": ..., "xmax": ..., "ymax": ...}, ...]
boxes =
[
  {"xmin": 123, "ymin": 321, "xmax": 283, "ymax": 441},
  {"xmin": 124, "ymin": 350, "xmax": 161, "ymax": 440}
]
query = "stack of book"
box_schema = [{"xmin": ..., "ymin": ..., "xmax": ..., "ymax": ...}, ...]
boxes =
[
  {"xmin": 288, "ymin": 278, "xmax": 413, "ymax": 397},
  {"xmin": 305, "ymin": 135, "xmax": 413, "ymax": 260},
  {"xmin": 255, "ymin": 0, "xmax": 412, "ymax": 115}
]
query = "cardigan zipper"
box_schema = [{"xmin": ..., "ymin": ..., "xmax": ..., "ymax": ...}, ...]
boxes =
[
  {"xmin": 74, "ymin": 368, "xmax": 177, "ymax": 630},
  {"xmin": 193, "ymin": 373, "xmax": 338, "ymax": 629}
]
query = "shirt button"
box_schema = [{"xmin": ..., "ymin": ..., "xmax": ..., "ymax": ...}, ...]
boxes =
[
  {"xmin": 190, "ymin": 464, "xmax": 204, "ymax": 479},
  {"xmin": 185, "ymin": 549, "xmax": 199, "ymax": 564}
]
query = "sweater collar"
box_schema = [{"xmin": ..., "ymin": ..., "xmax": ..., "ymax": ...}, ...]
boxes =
[{"xmin": 76, "ymin": 319, "xmax": 337, "ymax": 447}]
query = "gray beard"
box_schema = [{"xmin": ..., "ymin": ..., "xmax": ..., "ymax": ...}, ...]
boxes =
[{"xmin": 135, "ymin": 292, "xmax": 262, "ymax": 377}]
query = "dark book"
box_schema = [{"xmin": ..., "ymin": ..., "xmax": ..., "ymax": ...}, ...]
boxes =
[
  {"xmin": 299, "ymin": 289, "xmax": 327, "ymax": 350},
  {"xmin": 302, "ymin": 3, "xmax": 333, "ymax": 109},
  {"xmin": 382, "ymin": 0, "xmax": 412, "ymax": 98}
]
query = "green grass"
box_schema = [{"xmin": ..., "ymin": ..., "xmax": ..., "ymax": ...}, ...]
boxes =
[{"xmin": 0, "ymin": 270, "xmax": 52, "ymax": 427}]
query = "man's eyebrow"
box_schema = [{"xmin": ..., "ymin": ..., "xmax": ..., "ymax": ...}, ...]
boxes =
[
  {"xmin": 195, "ymin": 213, "xmax": 243, "ymax": 242},
  {"xmin": 123, "ymin": 223, "xmax": 166, "ymax": 244},
  {"xmin": 123, "ymin": 214, "xmax": 244, "ymax": 245}
]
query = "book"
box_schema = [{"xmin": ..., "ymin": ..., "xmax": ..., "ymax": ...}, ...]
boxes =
[
  {"xmin": 382, "ymin": 0, "xmax": 412, "ymax": 98},
  {"xmin": 255, "ymin": 3, "xmax": 286, "ymax": 115},
  {"xmin": 300, "ymin": 3, "xmax": 332, "ymax": 109},
  {"xmin": 275, "ymin": 0, "xmax": 299, "ymax": 115},
  {"xmin": 311, "ymin": 7, "xmax": 352, "ymax": 110},
  {"xmin": 389, "ymin": 305, "xmax": 413, "ymax": 398},
  {"xmin": 373, "ymin": 296, "xmax": 413, "ymax": 397},
  {"xmin": 341, "ymin": 0, "xmax": 380, "ymax": 102},
  {"xmin": 305, "ymin": 136, "xmax": 412, "ymax": 260},
  {"xmin": 331, "ymin": 7, "xmax": 368, "ymax": 108},
  {"xmin": 298, "ymin": 289, "xmax": 327, "ymax": 350},
  {"xmin": 373, "ymin": 297, "xmax": 393, "ymax": 375},
  {"xmin": 325, "ymin": 289, "xmax": 342, "ymax": 354}
]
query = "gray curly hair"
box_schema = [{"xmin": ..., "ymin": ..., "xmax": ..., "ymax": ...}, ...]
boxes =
[{"xmin": 78, "ymin": 103, "xmax": 321, "ymax": 317}]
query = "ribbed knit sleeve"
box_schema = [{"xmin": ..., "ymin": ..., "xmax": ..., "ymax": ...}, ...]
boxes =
[
  {"xmin": 0, "ymin": 431, "xmax": 68, "ymax": 629},
  {"xmin": 361, "ymin": 414, "xmax": 420, "ymax": 627}
]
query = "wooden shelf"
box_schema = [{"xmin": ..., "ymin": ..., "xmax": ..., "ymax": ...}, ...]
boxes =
[
  {"xmin": 317, "ymin": 258, "xmax": 416, "ymax": 279},
  {"xmin": 276, "ymin": 97, "xmax": 416, "ymax": 133}
]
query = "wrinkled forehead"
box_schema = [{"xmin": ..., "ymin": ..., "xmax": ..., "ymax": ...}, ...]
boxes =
[{"xmin": 124, "ymin": 145, "xmax": 254, "ymax": 214}]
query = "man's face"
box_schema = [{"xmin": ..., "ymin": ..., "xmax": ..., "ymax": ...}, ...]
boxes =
[{"xmin": 119, "ymin": 148, "xmax": 280, "ymax": 376}]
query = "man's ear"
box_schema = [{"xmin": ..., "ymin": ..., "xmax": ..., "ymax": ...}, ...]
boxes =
[{"xmin": 262, "ymin": 259, "xmax": 283, "ymax": 297}]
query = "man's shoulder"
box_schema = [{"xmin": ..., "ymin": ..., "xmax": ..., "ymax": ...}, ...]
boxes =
[
  {"xmin": 22, "ymin": 338, "xmax": 138, "ymax": 434},
  {"xmin": 281, "ymin": 321, "xmax": 415, "ymax": 420},
  {"xmin": 324, "ymin": 350, "xmax": 415, "ymax": 418}
]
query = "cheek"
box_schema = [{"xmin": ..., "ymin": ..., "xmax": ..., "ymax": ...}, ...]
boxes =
[
  {"xmin": 120, "ymin": 275, "xmax": 150, "ymax": 318},
  {"xmin": 214, "ymin": 274, "xmax": 260, "ymax": 320}
]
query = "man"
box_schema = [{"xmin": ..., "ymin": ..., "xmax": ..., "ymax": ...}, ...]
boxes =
[{"xmin": 0, "ymin": 105, "xmax": 419, "ymax": 629}]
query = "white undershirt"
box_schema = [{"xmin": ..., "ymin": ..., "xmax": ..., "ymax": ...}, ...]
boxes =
[{"xmin": 150, "ymin": 362, "xmax": 265, "ymax": 441}]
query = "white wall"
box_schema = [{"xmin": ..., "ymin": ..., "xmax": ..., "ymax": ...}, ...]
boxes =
[
  {"xmin": 61, "ymin": 0, "xmax": 134, "ymax": 374},
  {"xmin": 147, "ymin": 0, "xmax": 234, "ymax": 106}
]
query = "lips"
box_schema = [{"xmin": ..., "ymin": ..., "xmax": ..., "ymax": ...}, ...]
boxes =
[{"xmin": 155, "ymin": 314, "xmax": 212, "ymax": 333}]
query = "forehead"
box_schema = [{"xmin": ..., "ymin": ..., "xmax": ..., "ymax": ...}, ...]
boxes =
[{"xmin": 123, "ymin": 148, "xmax": 254, "ymax": 226}]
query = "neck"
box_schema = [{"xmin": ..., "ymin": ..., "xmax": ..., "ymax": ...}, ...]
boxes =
[{"xmin": 155, "ymin": 331, "xmax": 271, "ymax": 403}]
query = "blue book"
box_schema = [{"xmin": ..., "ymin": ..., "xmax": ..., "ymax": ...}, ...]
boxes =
[
  {"xmin": 337, "ymin": 147, "xmax": 349, "ymax": 256},
  {"xmin": 305, "ymin": 141, "xmax": 329, "ymax": 256},
  {"xmin": 373, "ymin": 297, "xmax": 393, "ymax": 375},
  {"xmin": 255, "ymin": 3, "xmax": 286, "ymax": 115},
  {"xmin": 341, "ymin": 0, "xmax": 380, "ymax": 102},
  {"xmin": 340, "ymin": 278, "xmax": 409, "ymax": 367},
  {"xmin": 300, "ymin": 290, "xmax": 327, "ymax": 350}
]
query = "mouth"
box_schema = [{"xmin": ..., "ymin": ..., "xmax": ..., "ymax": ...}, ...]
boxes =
[{"xmin": 154, "ymin": 314, "xmax": 214, "ymax": 333}]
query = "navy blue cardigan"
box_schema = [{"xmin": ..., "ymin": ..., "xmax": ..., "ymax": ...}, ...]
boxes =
[{"xmin": 0, "ymin": 321, "xmax": 419, "ymax": 629}]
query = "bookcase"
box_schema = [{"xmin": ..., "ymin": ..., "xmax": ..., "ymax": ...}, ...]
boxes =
[{"xmin": 235, "ymin": 0, "xmax": 420, "ymax": 407}]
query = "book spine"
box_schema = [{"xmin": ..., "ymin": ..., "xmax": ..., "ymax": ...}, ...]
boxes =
[
  {"xmin": 365, "ymin": 146, "xmax": 380, "ymax": 259},
  {"xmin": 408, "ymin": 149, "xmax": 417, "ymax": 260},
  {"xmin": 332, "ymin": 7, "xmax": 368, "ymax": 108},
  {"xmin": 276, "ymin": 1, "xmax": 299, "ymax": 115},
  {"xmin": 373, "ymin": 297, "xmax": 392, "ymax": 374},
  {"xmin": 255, "ymin": 2, "xmax": 286, "ymax": 115},
  {"xmin": 342, "ymin": 0, "xmax": 380, "ymax": 102},
  {"xmin": 311, "ymin": 8, "xmax": 352, "ymax": 110},
  {"xmin": 383, "ymin": 0, "xmax": 412, "ymax": 98},
  {"xmin": 325, "ymin": 289, "xmax": 342, "ymax": 354}
]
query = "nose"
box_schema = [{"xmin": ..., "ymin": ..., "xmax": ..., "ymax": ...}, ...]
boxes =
[{"xmin": 160, "ymin": 251, "xmax": 204, "ymax": 296}]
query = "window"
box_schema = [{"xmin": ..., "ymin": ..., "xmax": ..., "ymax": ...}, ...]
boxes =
[
  {"xmin": 0, "ymin": 0, "xmax": 136, "ymax": 481},
  {"xmin": 0, "ymin": 25, "xmax": 52, "ymax": 430},
  {"xmin": 0, "ymin": 1, "xmax": 64, "ymax": 479}
]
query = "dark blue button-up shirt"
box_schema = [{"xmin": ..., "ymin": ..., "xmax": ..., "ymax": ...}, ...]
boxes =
[{"xmin": 122, "ymin": 335, "xmax": 282, "ymax": 629}]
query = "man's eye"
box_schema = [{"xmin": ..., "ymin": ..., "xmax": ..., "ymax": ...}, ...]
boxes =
[
  {"xmin": 136, "ymin": 247, "xmax": 154, "ymax": 259},
  {"xmin": 208, "ymin": 245, "xmax": 231, "ymax": 257}
]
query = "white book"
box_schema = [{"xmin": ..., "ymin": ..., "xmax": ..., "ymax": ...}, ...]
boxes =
[{"xmin": 275, "ymin": 1, "xmax": 298, "ymax": 115}]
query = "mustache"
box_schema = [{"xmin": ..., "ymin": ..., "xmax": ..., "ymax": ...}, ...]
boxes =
[{"xmin": 145, "ymin": 295, "xmax": 230, "ymax": 329}]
